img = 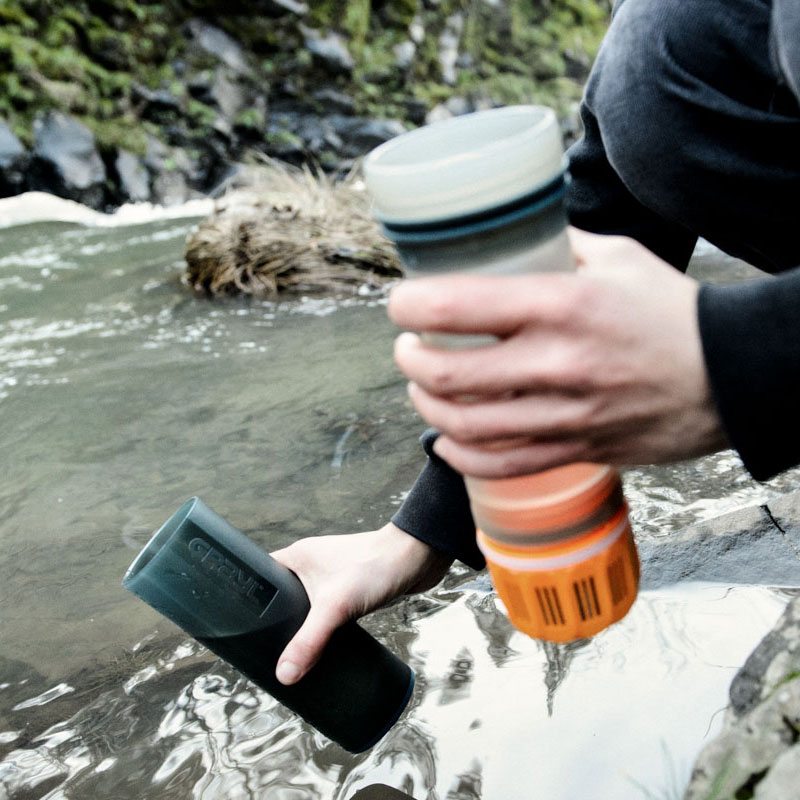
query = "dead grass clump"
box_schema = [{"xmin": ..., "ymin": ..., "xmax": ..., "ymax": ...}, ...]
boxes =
[{"xmin": 184, "ymin": 160, "xmax": 403, "ymax": 298}]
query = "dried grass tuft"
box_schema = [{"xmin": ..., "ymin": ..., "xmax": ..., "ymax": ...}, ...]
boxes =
[{"xmin": 184, "ymin": 159, "xmax": 403, "ymax": 298}]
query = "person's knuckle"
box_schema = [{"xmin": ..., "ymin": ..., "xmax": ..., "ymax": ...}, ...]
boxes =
[
  {"xmin": 446, "ymin": 405, "xmax": 476, "ymax": 441},
  {"xmin": 539, "ymin": 279, "xmax": 583, "ymax": 327},
  {"xmin": 427, "ymin": 358, "xmax": 458, "ymax": 393}
]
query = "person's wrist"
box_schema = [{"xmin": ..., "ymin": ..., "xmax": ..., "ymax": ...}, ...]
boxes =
[{"xmin": 377, "ymin": 521, "xmax": 454, "ymax": 593}]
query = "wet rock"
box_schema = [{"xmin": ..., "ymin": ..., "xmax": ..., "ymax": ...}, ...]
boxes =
[
  {"xmin": 754, "ymin": 745, "xmax": 800, "ymax": 800},
  {"xmin": 143, "ymin": 136, "xmax": 207, "ymax": 203},
  {"xmin": 114, "ymin": 149, "xmax": 150, "ymax": 203},
  {"xmin": 185, "ymin": 19, "xmax": 252, "ymax": 76},
  {"xmin": 327, "ymin": 116, "xmax": 406, "ymax": 158},
  {"xmin": 293, "ymin": 114, "xmax": 342, "ymax": 153},
  {"xmin": 439, "ymin": 13, "xmax": 464, "ymax": 85},
  {"xmin": 0, "ymin": 120, "xmax": 29, "ymax": 197},
  {"xmin": 303, "ymin": 28, "xmax": 355, "ymax": 75},
  {"xmin": 151, "ymin": 168, "xmax": 192, "ymax": 207},
  {"xmin": 402, "ymin": 99, "xmax": 427, "ymax": 126},
  {"xmin": 638, "ymin": 503, "xmax": 800, "ymax": 590},
  {"xmin": 409, "ymin": 13, "xmax": 425, "ymax": 44},
  {"xmin": 144, "ymin": 134, "xmax": 171, "ymax": 175},
  {"xmin": 425, "ymin": 96, "xmax": 473, "ymax": 124},
  {"xmin": 393, "ymin": 40, "xmax": 417, "ymax": 71},
  {"xmin": 728, "ymin": 592, "xmax": 800, "ymax": 717},
  {"xmin": 212, "ymin": 115, "xmax": 235, "ymax": 142},
  {"xmin": 766, "ymin": 491, "xmax": 800, "ymax": 556},
  {"xmin": 29, "ymin": 111, "xmax": 107, "ymax": 209},
  {"xmin": 209, "ymin": 67, "xmax": 248, "ymax": 121},
  {"xmin": 677, "ymin": 490, "xmax": 800, "ymax": 799},
  {"xmin": 186, "ymin": 71, "xmax": 215, "ymax": 105},
  {"xmin": 132, "ymin": 83, "xmax": 183, "ymax": 122},
  {"xmin": 684, "ymin": 598, "xmax": 800, "ymax": 800},
  {"xmin": 259, "ymin": 0, "xmax": 308, "ymax": 16},
  {"xmin": 426, "ymin": 103, "xmax": 452, "ymax": 124},
  {"xmin": 312, "ymin": 88, "xmax": 356, "ymax": 115}
]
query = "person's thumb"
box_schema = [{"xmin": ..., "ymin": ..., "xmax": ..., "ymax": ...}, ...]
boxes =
[{"xmin": 275, "ymin": 600, "xmax": 349, "ymax": 686}]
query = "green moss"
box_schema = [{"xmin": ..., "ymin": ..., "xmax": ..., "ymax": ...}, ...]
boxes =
[
  {"xmin": 186, "ymin": 99, "xmax": 217, "ymax": 127},
  {"xmin": 79, "ymin": 115, "xmax": 150, "ymax": 155},
  {"xmin": 234, "ymin": 107, "xmax": 266, "ymax": 132},
  {"xmin": 265, "ymin": 128, "xmax": 304, "ymax": 150},
  {"xmin": 0, "ymin": 2, "xmax": 37, "ymax": 31}
]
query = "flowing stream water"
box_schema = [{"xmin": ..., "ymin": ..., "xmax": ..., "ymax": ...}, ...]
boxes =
[{"xmin": 1, "ymin": 201, "xmax": 799, "ymax": 800}]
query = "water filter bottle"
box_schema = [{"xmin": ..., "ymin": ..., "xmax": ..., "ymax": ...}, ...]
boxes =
[
  {"xmin": 363, "ymin": 105, "xmax": 639, "ymax": 642},
  {"xmin": 123, "ymin": 497, "xmax": 415, "ymax": 752}
]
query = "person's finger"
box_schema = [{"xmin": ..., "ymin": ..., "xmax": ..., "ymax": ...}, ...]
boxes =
[
  {"xmin": 388, "ymin": 272, "xmax": 580, "ymax": 337},
  {"xmin": 407, "ymin": 381, "xmax": 594, "ymax": 444},
  {"xmin": 275, "ymin": 599, "xmax": 350, "ymax": 685},
  {"xmin": 432, "ymin": 434, "xmax": 589, "ymax": 479},
  {"xmin": 393, "ymin": 331, "xmax": 585, "ymax": 398}
]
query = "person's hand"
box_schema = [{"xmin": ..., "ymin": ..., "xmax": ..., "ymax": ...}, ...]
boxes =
[
  {"xmin": 388, "ymin": 227, "xmax": 729, "ymax": 478},
  {"xmin": 270, "ymin": 523, "xmax": 452, "ymax": 685}
]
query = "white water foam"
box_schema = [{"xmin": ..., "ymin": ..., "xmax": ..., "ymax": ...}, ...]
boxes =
[{"xmin": 0, "ymin": 191, "xmax": 214, "ymax": 229}]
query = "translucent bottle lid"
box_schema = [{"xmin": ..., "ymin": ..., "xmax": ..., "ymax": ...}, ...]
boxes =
[{"xmin": 362, "ymin": 105, "xmax": 565, "ymax": 225}]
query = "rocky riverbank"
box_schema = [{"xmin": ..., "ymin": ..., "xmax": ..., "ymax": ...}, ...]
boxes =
[
  {"xmin": 0, "ymin": 0, "xmax": 610, "ymax": 210},
  {"xmin": 639, "ymin": 492, "xmax": 800, "ymax": 799}
]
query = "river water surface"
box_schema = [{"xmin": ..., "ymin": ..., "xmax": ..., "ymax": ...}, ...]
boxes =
[{"xmin": 1, "ymin": 203, "xmax": 799, "ymax": 800}]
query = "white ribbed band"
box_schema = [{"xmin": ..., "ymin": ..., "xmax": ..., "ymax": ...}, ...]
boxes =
[{"xmin": 477, "ymin": 517, "xmax": 630, "ymax": 572}]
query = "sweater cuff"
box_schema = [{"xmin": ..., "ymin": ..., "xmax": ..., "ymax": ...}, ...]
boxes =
[
  {"xmin": 391, "ymin": 429, "xmax": 485, "ymax": 570},
  {"xmin": 697, "ymin": 267, "xmax": 800, "ymax": 481}
]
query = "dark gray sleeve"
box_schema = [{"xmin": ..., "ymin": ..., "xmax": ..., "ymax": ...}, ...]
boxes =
[
  {"xmin": 391, "ymin": 429, "xmax": 485, "ymax": 570},
  {"xmin": 698, "ymin": 266, "xmax": 800, "ymax": 481},
  {"xmin": 565, "ymin": 98, "xmax": 698, "ymax": 271}
]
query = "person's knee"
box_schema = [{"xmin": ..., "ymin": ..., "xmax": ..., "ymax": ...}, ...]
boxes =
[
  {"xmin": 586, "ymin": 0, "xmax": 688, "ymax": 197},
  {"xmin": 587, "ymin": 0, "xmax": 772, "ymax": 210}
]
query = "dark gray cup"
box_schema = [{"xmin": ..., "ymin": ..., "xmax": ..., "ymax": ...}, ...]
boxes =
[{"xmin": 123, "ymin": 497, "xmax": 414, "ymax": 752}]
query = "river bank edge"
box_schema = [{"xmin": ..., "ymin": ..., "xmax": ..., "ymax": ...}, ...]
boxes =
[{"xmin": 0, "ymin": 1, "xmax": 610, "ymax": 212}]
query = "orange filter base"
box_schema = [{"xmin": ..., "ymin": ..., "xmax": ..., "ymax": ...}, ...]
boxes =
[{"xmin": 478, "ymin": 518, "xmax": 640, "ymax": 643}]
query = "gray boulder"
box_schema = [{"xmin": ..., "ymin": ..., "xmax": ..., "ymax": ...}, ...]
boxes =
[
  {"xmin": 684, "ymin": 597, "xmax": 800, "ymax": 800},
  {"xmin": 151, "ymin": 169, "xmax": 191, "ymax": 207},
  {"xmin": 0, "ymin": 120, "xmax": 29, "ymax": 197},
  {"xmin": 326, "ymin": 116, "xmax": 406, "ymax": 158},
  {"xmin": 30, "ymin": 111, "xmax": 107, "ymax": 208},
  {"xmin": 185, "ymin": 19, "xmax": 251, "ymax": 76},
  {"xmin": 303, "ymin": 29, "xmax": 355, "ymax": 75},
  {"xmin": 638, "ymin": 502, "xmax": 800, "ymax": 590},
  {"xmin": 209, "ymin": 67, "xmax": 248, "ymax": 121},
  {"xmin": 132, "ymin": 83, "xmax": 183, "ymax": 121},
  {"xmin": 114, "ymin": 149, "xmax": 150, "ymax": 203},
  {"xmin": 438, "ymin": 13, "xmax": 464, "ymax": 86},
  {"xmin": 674, "ymin": 490, "xmax": 800, "ymax": 799},
  {"xmin": 312, "ymin": 88, "xmax": 356, "ymax": 115}
]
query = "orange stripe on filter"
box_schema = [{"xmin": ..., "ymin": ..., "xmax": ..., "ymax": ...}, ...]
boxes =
[{"xmin": 476, "ymin": 515, "xmax": 629, "ymax": 571}]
